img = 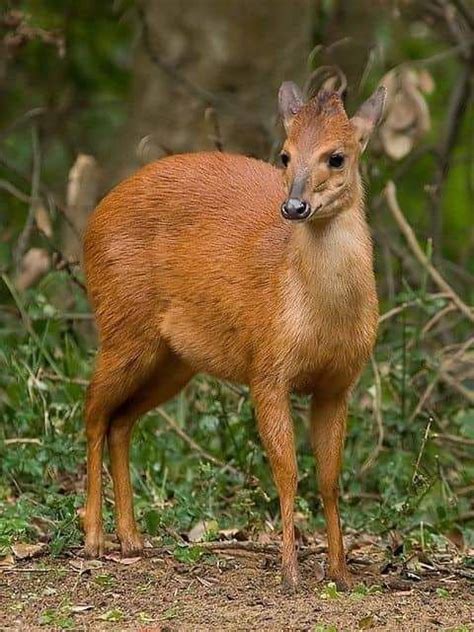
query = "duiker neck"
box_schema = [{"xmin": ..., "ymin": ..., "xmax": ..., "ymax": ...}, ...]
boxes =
[{"xmin": 288, "ymin": 190, "xmax": 372, "ymax": 299}]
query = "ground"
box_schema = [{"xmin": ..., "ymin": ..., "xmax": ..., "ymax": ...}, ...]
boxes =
[{"xmin": 1, "ymin": 537, "xmax": 472, "ymax": 631}]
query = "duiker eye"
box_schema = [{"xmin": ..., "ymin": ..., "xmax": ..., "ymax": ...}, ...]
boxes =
[
  {"xmin": 328, "ymin": 153, "xmax": 345, "ymax": 169},
  {"xmin": 280, "ymin": 152, "xmax": 290, "ymax": 168}
]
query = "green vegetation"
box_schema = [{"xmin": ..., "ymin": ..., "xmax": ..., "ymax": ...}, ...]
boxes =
[
  {"xmin": 0, "ymin": 1, "xmax": 472, "ymax": 564},
  {"xmin": 1, "ymin": 275, "xmax": 472, "ymax": 556}
]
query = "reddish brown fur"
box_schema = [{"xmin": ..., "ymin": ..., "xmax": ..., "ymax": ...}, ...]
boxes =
[{"xmin": 83, "ymin": 86, "xmax": 384, "ymax": 592}]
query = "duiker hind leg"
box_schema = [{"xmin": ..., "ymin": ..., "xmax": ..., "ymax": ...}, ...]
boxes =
[
  {"xmin": 310, "ymin": 392, "xmax": 350, "ymax": 590},
  {"xmin": 84, "ymin": 345, "xmax": 192, "ymax": 558},
  {"xmin": 84, "ymin": 349, "xmax": 152, "ymax": 558},
  {"xmin": 252, "ymin": 382, "xmax": 299, "ymax": 591},
  {"xmin": 107, "ymin": 354, "xmax": 194, "ymax": 556}
]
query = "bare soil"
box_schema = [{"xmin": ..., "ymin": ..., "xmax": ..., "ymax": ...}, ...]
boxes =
[{"xmin": 1, "ymin": 541, "xmax": 473, "ymax": 631}]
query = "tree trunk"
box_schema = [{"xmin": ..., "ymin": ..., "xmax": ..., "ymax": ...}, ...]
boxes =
[{"xmin": 108, "ymin": 0, "xmax": 314, "ymax": 185}]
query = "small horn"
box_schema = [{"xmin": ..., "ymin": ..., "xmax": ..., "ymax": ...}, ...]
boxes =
[{"xmin": 303, "ymin": 65, "xmax": 348, "ymax": 102}]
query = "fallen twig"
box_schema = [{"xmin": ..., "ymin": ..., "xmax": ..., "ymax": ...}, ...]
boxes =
[
  {"xmin": 1, "ymin": 567, "xmax": 51, "ymax": 573},
  {"xmin": 156, "ymin": 540, "xmax": 327, "ymax": 560},
  {"xmin": 155, "ymin": 407, "xmax": 242, "ymax": 479},
  {"xmin": 4, "ymin": 438, "xmax": 42, "ymax": 446}
]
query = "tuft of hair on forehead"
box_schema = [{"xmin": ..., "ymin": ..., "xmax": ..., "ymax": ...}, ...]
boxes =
[
  {"xmin": 289, "ymin": 90, "xmax": 351, "ymax": 142},
  {"xmin": 304, "ymin": 90, "xmax": 347, "ymax": 119}
]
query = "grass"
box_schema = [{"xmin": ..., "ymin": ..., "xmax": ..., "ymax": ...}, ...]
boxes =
[{"xmin": 0, "ymin": 271, "xmax": 473, "ymax": 559}]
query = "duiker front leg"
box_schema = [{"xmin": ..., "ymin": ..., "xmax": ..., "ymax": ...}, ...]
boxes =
[
  {"xmin": 252, "ymin": 382, "xmax": 298, "ymax": 591},
  {"xmin": 310, "ymin": 392, "xmax": 351, "ymax": 590}
]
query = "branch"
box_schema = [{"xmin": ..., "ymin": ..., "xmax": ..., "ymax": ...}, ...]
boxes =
[
  {"xmin": 432, "ymin": 432, "xmax": 474, "ymax": 447},
  {"xmin": 452, "ymin": 0, "xmax": 474, "ymax": 30},
  {"xmin": 204, "ymin": 107, "xmax": 224, "ymax": 152},
  {"xmin": 156, "ymin": 407, "xmax": 242, "ymax": 479},
  {"xmin": 4, "ymin": 438, "xmax": 42, "ymax": 446},
  {"xmin": 360, "ymin": 355, "xmax": 385, "ymax": 474},
  {"xmin": 385, "ymin": 181, "xmax": 474, "ymax": 324},
  {"xmin": 13, "ymin": 126, "xmax": 41, "ymax": 272},
  {"xmin": 0, "ymin": 151, "xmax": 81, "ymax": 241}
]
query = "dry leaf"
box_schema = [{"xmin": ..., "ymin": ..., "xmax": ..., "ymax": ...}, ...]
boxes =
[
  {"xmin": 117, "ymin": 556, "xmax": 142, "ymax": 565},
  {"xmin": 34, "ymin": 203, "xmax": 53, "ymax": 238},
  {"xmin": 257, "ymin": 532, "xmax": 273, "ymax": 545},
  {"xmin": 71, "ymin": 604, "xmax": 94, "ymax": 613},
  {"xmin": 0, "ymin": 553, "xmax": 15, "ymax": 569},
  {"xmin": 418, "ymin": 69, "xmax": 435, "ymax": 94},
  {"xmin": 217, "ymin": 528, "xmax": 240, "ymax": 540},
  {"xmin": 313, "ymin": 560, "xmax": 325, "ymax": 583},
  {"xmin": 104, "ymin": 552, "xmax": 141, "ymax": 565},
  {"xmin": 11, "ymin": 542, "xmax": 46, "ymax": 560},
  {"xmin": 445, "ymin": 527, "xmax": 465, "ymax": 551},
  {"xmin": 69, "ymin": 558, "xmax": 103, "ymax": 573},
  {"xmin": 15, "ymin": 247, "xmax": 51, "ymax": 291},
  {"xmin": 377, "ymin": 66, "xmax": 433, "ymax": 160},
  {"xmin": 187, "ymin": 520, "xmax": 218, "ymax": 543}
]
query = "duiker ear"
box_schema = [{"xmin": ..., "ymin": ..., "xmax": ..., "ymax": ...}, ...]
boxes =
[
  {"xmin": 278, "ymin": 81, "xmax": 304, "ymax": 132},
  {"xmin": 351, "ymin": 85, "xmax": 387, "ymax": 152}
]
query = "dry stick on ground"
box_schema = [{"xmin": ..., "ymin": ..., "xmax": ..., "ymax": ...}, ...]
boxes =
[
  {"xmin": 153, "ymin": 540, "xmax": 328, "ymax": 559},
  {"xmin": 4, "ymin": 438, "xmax": 42, "ymax": 446},
  {"xmin": 385, "ymin": 181, "xmax": 474, "ymax": 324}
]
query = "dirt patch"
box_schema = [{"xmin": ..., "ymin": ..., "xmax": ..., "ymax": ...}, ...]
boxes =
[{"xmin": 0, "ymin": 546, "xmax": 473, "ymax": 631}]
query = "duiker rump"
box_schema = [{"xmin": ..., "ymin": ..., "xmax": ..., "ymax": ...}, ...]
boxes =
[{"xmin": 83, "ymin": 82, "xmax": 386, "ymax": 591}]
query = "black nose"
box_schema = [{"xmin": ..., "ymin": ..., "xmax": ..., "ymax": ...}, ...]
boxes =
[{"xmin": 281, "ymin": 198, "xmax": 311, "ymax": 220}]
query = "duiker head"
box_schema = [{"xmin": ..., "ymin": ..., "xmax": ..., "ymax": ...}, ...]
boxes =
[{"xmin": 278, "ymin": 82, "xmax": 386, "ymax": 221}]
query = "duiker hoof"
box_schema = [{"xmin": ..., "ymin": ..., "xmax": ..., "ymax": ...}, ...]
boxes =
[
  {"xmin": 119, "ymin": 531, "xmax": 144, "ymax": 557},
  {"xmin": 328, "ymin": 571, "xmax": 353, "ymax": 592},
  {"xmin": 281, "ymin": 569, "xmax": 300, "ymax": 594},
  {"xmin": 83, "ymin": 535, "xmax": 104, "ymax": 559}
]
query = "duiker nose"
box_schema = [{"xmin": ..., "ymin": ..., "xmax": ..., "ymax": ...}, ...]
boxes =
[{"xmin": 281, "ymin": 198, "xmax": 311, "ymax": 220}]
